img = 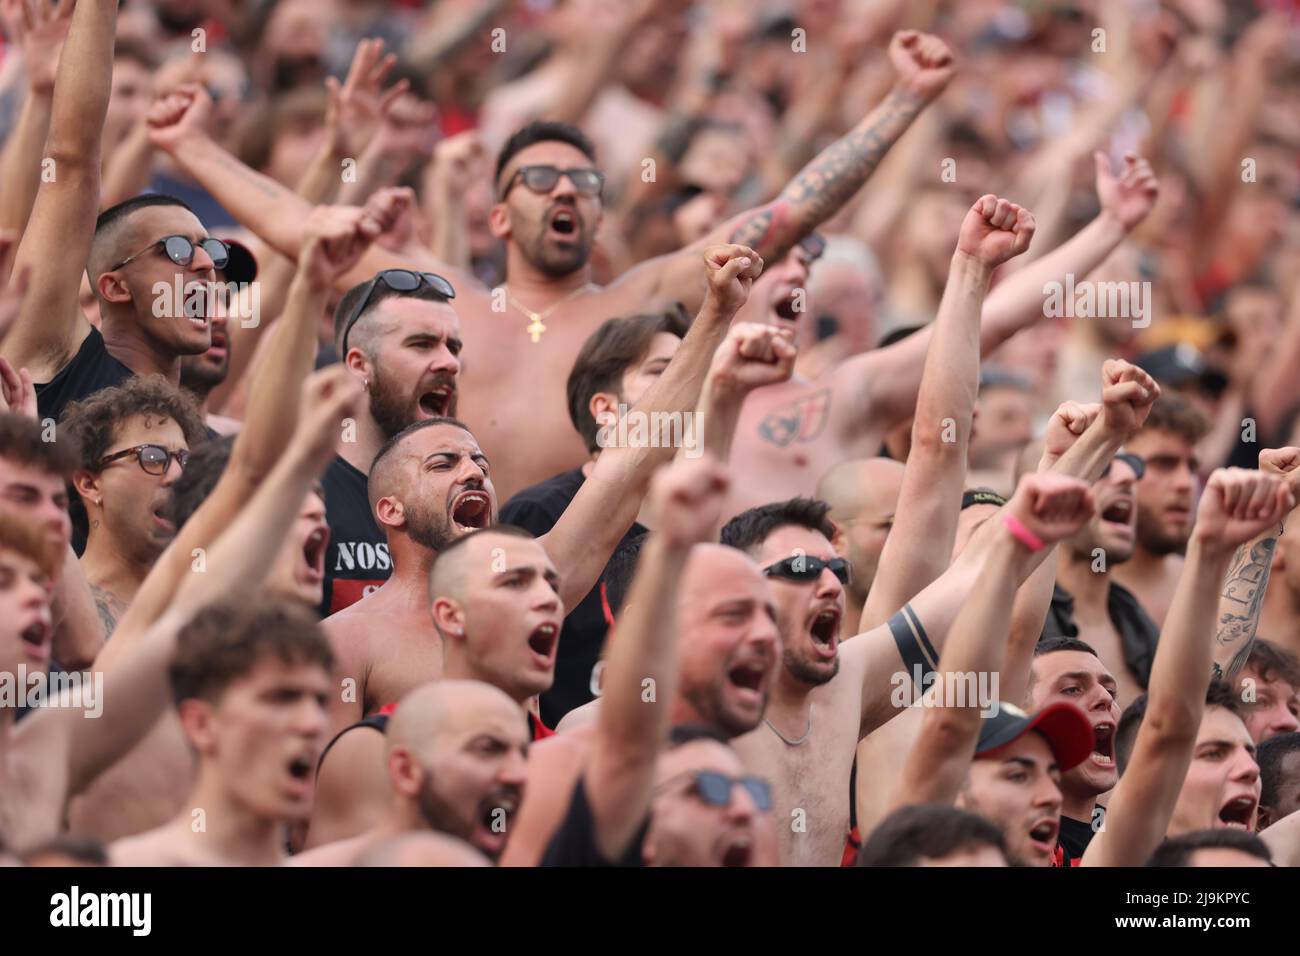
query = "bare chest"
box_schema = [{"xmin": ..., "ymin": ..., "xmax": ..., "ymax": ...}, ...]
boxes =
[{"xmin": 364, "ymin": 623, "xmax": 443, "ymax": 714}]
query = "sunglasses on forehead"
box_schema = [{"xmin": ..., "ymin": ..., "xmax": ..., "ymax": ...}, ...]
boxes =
[
  {"xmin": 340, "ymin": 269, "xmax": 456, "ymax": 354},
  {"xmin": 111, "ymin": 235, "xmax": 230, "ymax": 272},
  {"xmin": 499, "ymin": 165, "xmax": 605, "ymax": 200},
  {"xmin": 762, "ymin": 555, "xmax": 852, "ymax": 585},
  {"xmin": 1101, "ymin": 452, "xmax": 1146, "ymax": 480}
]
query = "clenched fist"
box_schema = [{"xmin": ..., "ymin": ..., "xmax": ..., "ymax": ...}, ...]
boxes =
[
  {"xmin": 646, "ymin": 454, "xmax": 731, "ymax": 550},
  {"xmin": 956, "ymin": 195, "xmax": 1035, "ymax": 269},
  {"xmin": 889, "ymin": 31, "xmax": 955, "ymax": 102},
  {"xmin": 703, "ymin": 244, "xmax": 763, "ymax": 317},
  {"xmin": 1099, "ymin": 359, "xmax": 1160, "ymax": 438},
  {"xmin": 1194, "ymin": 468, "xmax": 1294, "ymax": 551},
  {"xmin": 299, "ymin": 206, "xmax": 384, "ymax": 289},
  {"xmin": 707, "ymin": 323, "xmax": 797, "ymax": 397},
  {"xmin": 1095, "ymin": 152, "xmax": 1159, "ymax": 232},
  {"xmin": 1006, "ymin": 472, "xmax": 1095, "ymax": 547}
]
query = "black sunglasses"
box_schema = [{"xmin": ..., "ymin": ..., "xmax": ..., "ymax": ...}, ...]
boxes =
[
  {"xmin": 660, "ymin": 770, "xmax": 773, "ymax": 812},
  {"xmin": 762, "ymin": 555, "xmax": 852, "ymax": 585},
  {"xmin": 96, "ymin": 443, "xmax": 189, "ymax": 476},
  {"xmin": 500, "ymin": 165, "xmax": 604, "ymax": 200},
  {"xmin": 111, "ymin": 235, "xmax": 230, "ymax": 272},
  {"xmin": 340, "ymin": 269, "xmax": 456, "ymax": 354},
  {"xmin": 1101, "ymin": 452, "xmax": 1146, "ymax": 480}
]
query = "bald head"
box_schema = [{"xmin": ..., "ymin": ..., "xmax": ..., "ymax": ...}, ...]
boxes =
[
  {"xmin": 354, "ymin": 831, "xmax": 491, "ymax": 867},
  {"xmin": 815, "ymin": 458, "xmax": 904, "ymax": 600},
  {"xmin": 388, "ymin": 679, "xmax": 523, "ymax": 763},
  {"xmin": 679, "ymin": 544, "xmax": 766, "ymax": 613}
]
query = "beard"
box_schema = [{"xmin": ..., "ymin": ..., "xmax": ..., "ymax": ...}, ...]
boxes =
[
  {"xmin": 1135, "ymin": 510, "xmax": 1189, "ymax": 556},
  {"xmin": 405, "ymin": 495, "xmax": 459, "ymax": 553},
  {"xmin": 784, "ymin": 645, "xmax": 840, "ymax": 687},
  {"xmin": 180, "ymin": 355, "xmax": 228, "ymax": 397},
  {"xmin": 415, "ymin": 771, "xmax": 475, "ymax": 843},
  {"xmin": 521, "ymin": 226, "xmax": 593, "ymax": 278},
  {"xmin": 368, "ymin": 365, "xmax": 419, "ymax": 440}
]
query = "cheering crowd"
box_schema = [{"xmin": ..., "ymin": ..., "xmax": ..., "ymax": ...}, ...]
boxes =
[{"xmin": 0, "ymin": 0, "xmax": 1298, "ymax": 870}]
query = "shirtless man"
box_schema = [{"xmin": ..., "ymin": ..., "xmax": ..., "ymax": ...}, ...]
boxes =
[
  {"xmin": 716, "ymin": 152, "xmax": 1159, "ymax": 518},
  {"xmin": 61, "ymin": 377, "xmax": 208, "ymax": 636},
  {"xmin": 296, "ymin": 680, "xmax": 528, "ymax": 865},
  {"xmin": 1111, "ymin": 394, "xmax": 1209, "ymax": 627},
  {"xmin": 145, "ymin": 30, "xmax": 960, "ymax": 500},
  {"xmin": 0, "ymin": 365, "xmax": 357, "ymax": 854},
  {"xmin": 321, "ymin": 247, "xmax": 774, "ymax": 729},
  {"xmin": 1045, "ymin": 452, "xmax": 1155, "ymax": 705}
]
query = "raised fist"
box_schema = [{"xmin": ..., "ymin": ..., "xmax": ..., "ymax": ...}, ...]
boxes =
[
  {"xmin": 703, "ymin": 244, "xmax": 763, "ymax": 316},
  {"xmin": 888, "ymin": 31, "xmax": 955, "ymax": 102},
  {"xmin": 708, "ymin": 323, "xmax": 797, "ymax": 396},
  {"xmin": 1255, "ymin": 448, "xmax": 1300, "ymax": 513},
  {"xmin": 1006, "ymin": 472, "xmax": 1095, "ymax": 546},
  {"xmin": 1195, "ymin": 468, "xmax": 1294, "ymax": 550},
  {"xmin": 1099, "ymin": 359, "xmax": 1160, "ymax": 438},
  {"xmin": 294, "ymin": 366, "xmax": 366, "ymax": 473},
  {"xmin": 300, "ymin": 206, "xmax": 383, "ymax": 288},
  {"xmin": 146, "ymin": 83, "xmax": 212, "ymax": 154},
  {"xmin": 956, "ymin": 194, "xmax": 1035, "ymax": 268},
  {"xmin": 646, "ymin": 454, "xmax": 731, "ymax": 550},
  {"xmin": 1041, "ymin": 400, "xmax": 1101, "ymax": 467}
]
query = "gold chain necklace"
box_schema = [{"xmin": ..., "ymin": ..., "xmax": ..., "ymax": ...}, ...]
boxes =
[{"xmin": 506, "ymin": 283, "xmax": 593, "ymax": 343}]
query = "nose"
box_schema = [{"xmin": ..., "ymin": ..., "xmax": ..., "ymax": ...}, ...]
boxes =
[
  {"xmin": 815, "ymin": 566, "xmax": 842, "ymax": 600},
  {"xmin": 431, "ymin": 347, "xmax": 461, "ymax": 378},
  {"xmin": 40, "ymin": 501, "xmax": 70, "ymax": 543},
  {"xmin": 160, "ymin": 453, "xmax": 186, "ymax": 486},
  {"xmin": 499, "ymin": 748, "xmax": 528, "ymax": 787},
  {"xmin": 1035, "ymin": 775, "xmax": 1063, "ymax": 814},
  {"xmin": 550, "ymin": 172, "xmax": 578, "ymax": 200},
  {"xmin": 725, "ymin": 782, "xmax": 758, "ymax": 824},
  {"xmin": 295, "ymin": 698, "xmax": 329, "ymax": 736},
  {"xmin": 456, "ymin": 456, "xmax": 488, "ymax": 485},
  {"xmin": 19, "ymin": 573, "xmax": 48, "ymax": 609},
  {"xmin": 189, "ymin": 242, "xmax": 217, "ymax": 276},
  {"xmin": 1232, "ymin": 749, "xmax": 1261, "ymax": 787},
  {"xmin": 1271, "ymin": 705, "xmax": 1300, "ymax": 736}
]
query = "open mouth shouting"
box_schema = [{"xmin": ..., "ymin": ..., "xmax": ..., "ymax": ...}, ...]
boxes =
[
  {"xmin": 527, "ymin": 620, "xmax": 560, "ymax": 669},
  {"xmin": 716, "ymin": 830, "xmax": 756, "ymax": 868},
  {"xmin": 725, "ymin": 653, "xmax": 771, "ymax": 715},
  {"xmin": 1026, "ymin": 816, "xmax": 1060, "ymax": 859},
  {"xmin": 1099, "ymin": 497, "xmax": 1134, "ymax": 536},
  {"xmin": 283, "ymin": 749, "xmax": 319, "ymax": 803},
  {"xmin": 450, "ymin": 489, "xmax": 492, "ymax": 535},
  {"xmin": 475, "ymin": 788, "xmax": 522, "ymax": 859},
  {"xmin": 418, "ymin": 379, "xmax": 456, "ymax": 418},
  {"xmin": 807, "ymin": 606, "xmax": 841, "ymax": 661},
  {"xmin": 300, "ymin": 526, "xmax": 328, "ymax": 585},
  {"xmin": 19, "ymin": 614, "xmax": 52, "ymax": 665},
  {"xmin": 151, "ymin": 500, "xmax": 177, "ymax": 535},
  {"xmin": 547, "ymin": 205, "xmax": 578, "ymax": 241},
  {"xmin": 1217, "ymin": 794, "xmax": 1257, "ymax": 831},
  {"xmin": 1090, "ymin": 722, "xmax": 1116, "ymax": 770}
]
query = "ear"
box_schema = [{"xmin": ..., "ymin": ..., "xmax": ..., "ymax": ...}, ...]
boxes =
[
  {"xmin": 828, "ymin": 518, "xmax": 846, "ymax": 554},
  {"xmin": 387, "ymin": 746, "xmax": 423, "ymax": 797},
  {"xmin": 432, "ymin": 596, "xmax": 465, "ymax": 640},
  {"xmin": 374, "ymin": 494, "xmax": 406, "ymax": 532},
  {"xmin": 487, "ymin": 202, "xmax": 512, "ymax": 241},
  {"xmin": 72, "ymin": 469, "xmax": 101, "ymax": 507},
  {"xmin": 343, "ymin": 346, "xmax": 373, "ymax": 380},
  {"xmin": 96, "ymin": 270, "xmax": 135, "ymax": 307},
  {"xmin": 177, "ymin": 698, "xmax": 217, "ymax": 754},
  {"xmin": 588, "ymin": 390, "xmax": 621, "ymax": 431}
]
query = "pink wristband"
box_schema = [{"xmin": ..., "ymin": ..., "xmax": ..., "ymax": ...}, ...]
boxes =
[{"xmin": 1002, "ymin": 513, "xmax": 1045, "ymax": 552}]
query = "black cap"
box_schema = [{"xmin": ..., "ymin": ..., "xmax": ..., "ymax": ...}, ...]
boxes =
[
  {"xmin": 976, "ymin": 701, "xmax": 1093, "ymax": 772},
  {"xmin": 1135, "ymin": 344, "xmax": 1227, "ymax": 395}
]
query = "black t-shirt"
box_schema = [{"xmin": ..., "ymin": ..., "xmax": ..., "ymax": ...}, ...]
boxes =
[
  {"xmin": 1040, "ymin": 581, "xmax": 1159, "ymax": 689},
  {"xmin": 36, "ymin": 327, "xmax": 133, "ymax": 424},
  {"xmin": 320, "ymin": 456, "xmax": 391, "ymax": 616},
  {"xmin": 1057, "ymin": 812, "xmax": 1097, "ymax": 866},
  {"xmin": 500, "ymin": 468, "xmax": 646, "ymax": 727},
  {"xmin": 541, "ymin": 777, "xmax": 648, "ymax": 867}
]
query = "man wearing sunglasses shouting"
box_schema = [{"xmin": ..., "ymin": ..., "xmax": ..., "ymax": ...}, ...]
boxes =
[
  {"xmin": 0, "ymin": 1, "xmax": 233, "ymax": 425},
  {"xmin": 60, "ymin": 377, "xmax": 208, "ymax": 637},
  {"xmin": 146, "ymin": 30, "xmax": 960, "ymax": 501},
  {"xmin": 1041, "ymin": 450, "xmax": 1158, "ymax": 707}
]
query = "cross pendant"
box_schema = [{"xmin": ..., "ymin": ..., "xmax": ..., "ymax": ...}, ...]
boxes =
[{"xmin": 527, "ymin": 318, "xmax": 547, "ymax": 343}]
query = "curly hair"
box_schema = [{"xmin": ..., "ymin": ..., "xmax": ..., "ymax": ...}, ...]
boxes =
[{"xmin": 59, "ymin": 375, "xmax": 208, "ymax": 471}]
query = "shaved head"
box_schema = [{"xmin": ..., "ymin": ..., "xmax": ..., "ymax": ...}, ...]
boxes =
[
  {"xmin": 388, "ymin": 679, "xmax": 522, "ymax": 765},
  {"xmin": 816, "ymin": 458, "xmax": 905, "ymax": 601}
]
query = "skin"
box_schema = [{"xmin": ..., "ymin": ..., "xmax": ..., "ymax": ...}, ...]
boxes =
[
  {"xmin": 817, "ymin": 457, "xmax": 905, "ymax": 639},
  {"xmin": 76, "ymin": 415, "xmax": 190, "ymax": 634},
  {"xmin": 1054, "ymin": 457, "xmax": 1145, "ymax": 705},
  {"xmin": 0, "ymin": 458, "xmax": 71, "ymax": 550},
  {"xmin": 111, "ymin": 655, "xmax": 332, "ymax": 866},
  {"xmin": 1184, "ymin": 847, "xmax": 1271, "ymax": 867},
  {"xmin": 1260, "ymin": 749, "xmax": 1300, "ymax": 827},
  {"xmin": 1237, "ymin": 665, "xmax": 1299, "ymax": 744},
  {"xmin": 1166, "ymin": 707, "xmax": 1261, "ymax": 837},
  {"xmin": 1111, "ymin": 429, "xmax": 1199, "ymax": 627},
  {"xmin": 1261, "ymin": 517, "xmax": 1300, "ymax": 661},
  {"xmin": 1027, "ymin": 651, "xmax": 1121, "ymax": 824},
  {"xmin": 969, "ymin": 385, "xmax": 1034, "ymax": 471},
  {"xmin": 956, "ymin": 732, "xmax": 1063, "ymax": 867}
]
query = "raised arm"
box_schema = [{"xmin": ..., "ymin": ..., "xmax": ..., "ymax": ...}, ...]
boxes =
[
  {"xmin": 693, "ymin": 323, "xmax": 796, "ymax": 465},
  {"xmin": 32, "ymin": 368, "xmax": 363, "ymax": 798},
  {"xmin": 96, "ymin": 209, "xmax": 382, "ymax": 667},
  {"xmin": 1211, "ymin": 447, "xmax": 1300, "ymax": 678},
  {"xmin": 539, "ymin": 245, "xmax": 760, "ymax": 610},
  {"xmin": 1083, "ymin": 468, "xmax": 1293, "ymax": 867},
  {"xmin": 858, "ymin": 195, "xmax": 1035, "ymax": 629},
  {"xmin": 890, "ymin": 473, "xmax": 1093, "ymax": 809},
  {"xmin": 639, "ymin": 31, "xmax": 954, "ymax": 312},
  {"xmin": 584, "ymin": 456, "xmax": 728, "ymax": 860},
  {"xmin": 2, "ymin": 0, "xmax": 115, "ymax": 374}
]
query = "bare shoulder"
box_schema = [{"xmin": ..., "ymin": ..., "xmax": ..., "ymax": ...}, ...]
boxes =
[
  {"xmin": 554, "ymin": 699, "xmax": 600, "ymax": 735},
  {"xmin": 288, "ymin": 833, "xmax": 370, "ymax": 867}
]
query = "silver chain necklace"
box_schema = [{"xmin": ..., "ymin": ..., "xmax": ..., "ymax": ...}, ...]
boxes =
[{"xmin": 764, "ymin": 713, "xmax": 812, "ymax": 747}]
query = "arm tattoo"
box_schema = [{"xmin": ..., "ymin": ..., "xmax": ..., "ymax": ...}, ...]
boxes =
[
  {"xmin": 1214, "ymin": 536, "xmax": 1276, "ymax": 679},
  {"xmin": 728, "ymin": 89, "xmax": 924, "ymax": 257}
]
